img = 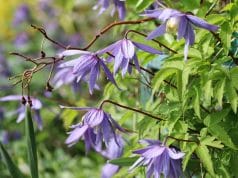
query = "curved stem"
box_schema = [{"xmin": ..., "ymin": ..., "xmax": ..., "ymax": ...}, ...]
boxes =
[
  {"xmin": 99, "ymin": 99, "xmax": 164, "ymax": 121},
  {"xmin": 31, "ymin": 18, "xmax": 154, "ymax": 51}
]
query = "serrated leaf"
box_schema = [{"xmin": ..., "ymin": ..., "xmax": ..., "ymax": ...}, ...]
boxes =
[
  {"xmin": 0, "ymin": 143, "xmax": 24, "ymax": 178},
  {"xmin": 200, "ymin": 136, "xmax": 224, "ymax": 149},
  {"xmin": 25, "ymin": 106, "xmax": 39, "ymax": 178},
  {"xmin": 203, "ymin": 108, "xmax": 230, "ymax": 126},
  {"xmin": 208, "ymin": 124, "xmax": 237, "ymax": 150},
  {"xmin": 109, "ymin": 157, "xmax": 139, "ymax": 166},
  {"xmin": 196, "ymin": 145, "xmax": 215, "ymax": 176},
  {"xmin": 182, "ymin": 143, "xmax": 198, "ymax": 171}
]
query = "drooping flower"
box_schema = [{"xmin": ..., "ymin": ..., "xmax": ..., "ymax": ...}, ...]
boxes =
[
  {"xmin": 58, "ymin": 50, "xmax": 117, "ymax": 94},
  {"xmin": 93, "ymin": 0, "xmax": 126, "ymax": 20},
  {"xmin": 143, "ymin": 8, "xmax": 219, "ymax": 60},
  {"xmin": 98, "ymin": 38, "xmax": 163, "ymax": 76},
  {"xmin": 52, "ymin": 66, "xmax": 100, "ymax": 94},
  {"xmin": 0, "ymin": 95, "xmax": 43, "ymax": 130},
  {"xmin": 100, "ymin": 135, "xmax": 124, "ymax": 178},
  {"xmin": 129, "ymin": 139, "xmax": 185, "ymax": 178},
  {"xmin": 60, "ymin": 106, "xmax": 126, "ymax": 153}
]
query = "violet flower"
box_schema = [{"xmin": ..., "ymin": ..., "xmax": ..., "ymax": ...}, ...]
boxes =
[
  {"xmin": 12, "ymin": 4, "xmax": 31, "ymax": 26},
  {"xmin": 98, "ymin": 38, "xmax": 163, "ymax": 76},
  {"xmin": 100, "ymin": 135, "xmax": 124, "ymax": 178},
  {"xmin": 143, "ymin": 8, "xmax": 219, "ymax": 60},
  {"xmin": 52, "ymin": 66, "xmax": 100, "ymax": 93},
  {"xmin": 60, "ymin": 106, "xmax": 126, "ymax": 153},
  {"xmin": 0, "ymin": 95, "xmax": 43, "ymax": 130},
  {"xmin": 94, "ymin": 0, "xmax": 126, "ymax": 20},
  {"xmin": 129, "ymin": 139, "xmax": 185, "ymax": 178},
  {"xmin": 58, "ymin": 50, "xmax": 117, "ymax": 94}
]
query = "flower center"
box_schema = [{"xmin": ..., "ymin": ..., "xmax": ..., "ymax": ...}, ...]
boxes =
[{"xmin": 166, "ymin": 17, "xmax": 180, "ymax": 33}]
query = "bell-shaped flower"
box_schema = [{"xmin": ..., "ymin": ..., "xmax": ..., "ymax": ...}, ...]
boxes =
[
  {"xmin": 58, "ymin": 50, "xmax": 118, "ymax": 94},
  {"xmin": 60, "ymin": 106, "xmax": 126, "ymax": 153},
  {"xmin": 129, "ymin": 139, "xmax": 185, "ymax": 178},
  {"xmin": 143, "ymin": 8, "xmax": 219, "ymax": 60},
  {"xmin": 98, "ymin": 38, "xmax": 163, "ymax": 76},
  {"xmin": 0, "ymin": 95, "xmax": 43, "ymax": 130},
  {"xmin": 93, "ymin": 0, "xmax": 126, "ymax": 20}
]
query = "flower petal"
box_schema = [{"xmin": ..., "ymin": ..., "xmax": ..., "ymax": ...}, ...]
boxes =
[
  {"xmin": 167, "ymin": 148, "xmax": 185, "ymax": 159},
  {"xmin": 147, "ymin": 23, "xmax": 166, "ymax": 40},
  {"xmin": 65, "ymin": 125, "xmax": 88, "ymax": 145},
  {"xmin": 89, "ymin": 62, "xmax": 100, "ymax": 94},
  {"xmin": 58, "ymin": 50, "xmax": 90, "ymax": 57},
  {"xmin": 99, "ymin": 60, "xmax": 120, "ymax": 89},
  {"xmin": 177, "ymin": 16, "xmax": 188, "ymax": 40},
  {"xmin": 187, "ymin": 15, "xmax": 219, "ymax": 31},
  {"xmin": 133, "ymin": 42, "xmax": 163, "ymax": 54},
  {"xmin": 121, "ymin": 39, "xmax": 135, "ymax": 59}
]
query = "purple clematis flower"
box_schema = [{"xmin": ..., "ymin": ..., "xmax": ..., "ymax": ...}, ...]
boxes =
[
  {"xmin": 100, "ymin": 135, "xmax": 124, "ymax": 178},
  {"xmin": 98, "ymin": 38, "xmax": 163, "ymax": 76},
  {"xmin": 60, "ymin": 106, "xmax": 126, "ymax": 153},
  {"xmin": 93, "ymin": 0, "xmax": 126, "ymax": 20},
  {"xmin": 143, "ymin": 8, "xmax": 219, "ymax": 60},
  {"xmin": 58, "ymin": 50, "xmax": 117, "ymax": 94},
  {"xmin": 0, "ymin": 95, "xmax": 43, "ymax": 130},
  {"xmin": 52, "ymin": 66, "xmax": 100, "ymax": 93},
  {"xmin": 129, "ymin": 139, "xmax": 185, "ymax": 178}
]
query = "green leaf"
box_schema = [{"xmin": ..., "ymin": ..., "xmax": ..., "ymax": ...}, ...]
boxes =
[
  {"xmin": 0, "ymin": 143, "xmax": 24, "ymax": 178},
  {"xmin": 203, "ymin": 108, "xmax": 230, "ymax": 126},
  {"xmin": 182, "ymin": 143, "xmax": 198, "ymax": 171},
  {"xmin": 200, "ymin": 136, "xmax": 224, "ymax": 149},
  {"xmin": 203, "ymin": 80, "xmax": 213, "ymax": 106},
  {"xmin": 214, "ymin": 78, "xmax": 225, "ymax": 107},
  {"xmin": 193, "ymin": 87, "xmax": 201, "ymax": 119},
  {"xmin": 152, "ymin": 68, "xmax": 178, "ymax": 94},
  {"xmin": 208, "ymin": 124, "xmax": 237, "ymax": 150},
  {"xmin": 220, "ymin": 22, "xmax": 232, "ymax": 54},
  {"xmin": 195, "ymin": 145, "xmax": 215, "ymax": 177},
  {"xmin": 109, "ymin": 157, "xmax": 139, "ymax": 167},
  {"xmin": 25, "ymin": 106, "xmax": 39, "ymax": 178},
  {"xmin": 226, "ymin": 80, "xmax": 237, "ymax": 113},
  {"xmin": 230, "ymin": 67, "xmax": 238, "ymax": 90},
  {"xmin": 135, "ymin": 0, "xmax": 154, "ymax": 12}
]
